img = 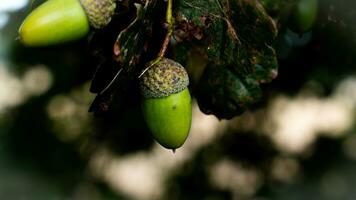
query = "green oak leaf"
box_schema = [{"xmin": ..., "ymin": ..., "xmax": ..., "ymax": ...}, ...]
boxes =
[
  {"xmin": 196, "ymin": 63, "xmax": 262, "ymax": 119},
  {"xmin": 174, "ymin": 0, "xmax": 279, "ymax": 119}
]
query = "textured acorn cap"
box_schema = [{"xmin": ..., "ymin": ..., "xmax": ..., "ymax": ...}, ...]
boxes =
[
  {"xmin": 80, "ymin": 0, "xmax": 116, "ymax": 29},
  {"xmin": 140, "ymin": 58, "xmax": 189, "ymax": 99}
]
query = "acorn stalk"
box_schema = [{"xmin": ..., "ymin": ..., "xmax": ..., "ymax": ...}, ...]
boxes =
[
  {"xmin": 19, "ymin": 0, "xmax": 116, "ymax": 46},
  {"xmin": 140, "ymin": 58, "xmax": 192, "ymax": 150}
]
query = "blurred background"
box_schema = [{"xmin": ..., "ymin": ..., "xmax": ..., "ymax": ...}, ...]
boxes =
[{"xmin": 1, "ymin": 0, "xmax": 356, "ymax": 199}]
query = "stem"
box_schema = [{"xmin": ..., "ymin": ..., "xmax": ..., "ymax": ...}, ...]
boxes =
[
  {"xmin": 158, "ymin": 0, "xmax": 174, "ymax": 58},
  {"xmin": 139, "ymin": 0, "xmax": 174, "ymax": 78}
]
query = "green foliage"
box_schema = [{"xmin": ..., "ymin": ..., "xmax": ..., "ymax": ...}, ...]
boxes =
[
  {"xmin": 173, "ymin": 0, "xmax": 279, "ymax": 118},
  {"xmin": 288, "ymin": 0, "xmax": 318, "ymax": 33}
]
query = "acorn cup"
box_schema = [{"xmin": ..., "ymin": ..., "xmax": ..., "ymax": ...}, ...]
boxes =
[
  {"xmin": 19, "ymin": 0, "xmax": 116, "ymax": 46},
  {"xmin": 140, "ymin": 58, "xmax": 192, "ymax": 150}
]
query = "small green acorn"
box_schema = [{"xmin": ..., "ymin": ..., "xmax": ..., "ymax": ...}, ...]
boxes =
[
  {"xmin": 140, "ymin": 58, "xmax": 192, "ymax": 150},
  {"xmin": 19, "ymin": 0, "xmax": 116, "ymax": 46}
]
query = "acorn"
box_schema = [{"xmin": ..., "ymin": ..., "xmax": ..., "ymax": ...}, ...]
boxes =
[
  {"xmin": 19, "ymin": 0, "xmax": 116, "ymax": 46},
  {"xmin": 140, "ymin": 58, "xmax": 192, "ymax": 150}
]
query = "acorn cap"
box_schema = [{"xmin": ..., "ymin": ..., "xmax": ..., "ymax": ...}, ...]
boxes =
[
  {"xmin": 140, "ymin": 58, "xmax": 189, "ymax": 99},
  {"xmin": 80, "ymin": 0, "xmax": 116, "ymax": 29}
]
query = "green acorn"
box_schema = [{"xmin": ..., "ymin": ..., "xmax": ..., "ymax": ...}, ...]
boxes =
[
  {"xmin": 140, "ymin": 58, "xmax": 192, "ymax": 150},
  {"xmin": 19, "ymin": 0, "xmax": 116, "ymax": 46}
]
